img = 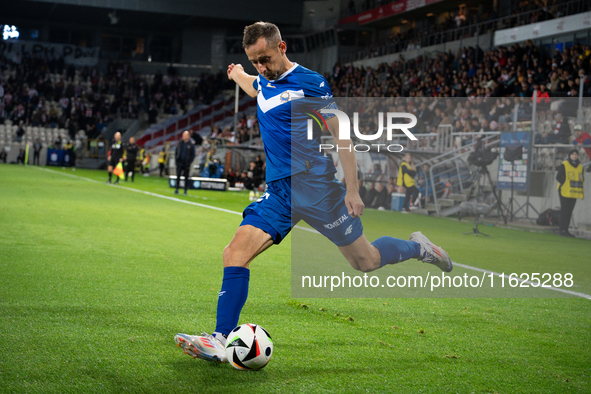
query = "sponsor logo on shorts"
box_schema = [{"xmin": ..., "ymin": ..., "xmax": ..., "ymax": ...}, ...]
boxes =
[
  {"xmin": 324, "ymin": 214, "xmax": 348, "ymax": 229},
  {"xmin": 345, "ymin": 224, "xmax": 353, "ymax": 235}
]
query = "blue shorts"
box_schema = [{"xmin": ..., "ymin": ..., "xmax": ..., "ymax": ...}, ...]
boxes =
[{"xmin": 241, "ymin": 173, "xmax": 364, "ymax": 247}]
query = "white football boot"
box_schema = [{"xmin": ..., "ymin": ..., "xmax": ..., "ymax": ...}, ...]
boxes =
[
  {"xmin": 410, "ymin": 231, "xmax": 453, "ymax": 272},
  {"xmin": 174, "ymin": 332, "xmax": 228, "ymax": 363}
]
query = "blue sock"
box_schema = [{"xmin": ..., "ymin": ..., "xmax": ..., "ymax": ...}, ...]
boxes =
[
  {"xmin": 371, "ymin": 237, "xmax": 421, "ymax": 267},
  {"xmin": 215, "ymin": 267, "xmax": 250, "ymax": 336}
]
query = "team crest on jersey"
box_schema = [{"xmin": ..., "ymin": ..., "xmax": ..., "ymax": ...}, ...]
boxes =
[{"xmin": 279, "ymin": 91, "xmax": 290, "ymax": 103}]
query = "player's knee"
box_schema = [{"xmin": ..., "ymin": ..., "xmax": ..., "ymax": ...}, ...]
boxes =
[
  {"xmin": 356, "ymin": 264, "xmax": 374, "ymax": 273},
  {"xmin": 222, "ymin": 245, "xmax": 234, "ymax": 265},
  {"xmin": 222, "ymin": 244, "xmax": 248, "ymax": 268},
  {"xmin": 350, "ymin": 255, "xmax": 377, "ymax": 273}
]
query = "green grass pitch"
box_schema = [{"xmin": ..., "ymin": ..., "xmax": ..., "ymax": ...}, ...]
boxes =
[{"xmin": 1, "ymin": 165, "xmax": 590, "ymax": 393}]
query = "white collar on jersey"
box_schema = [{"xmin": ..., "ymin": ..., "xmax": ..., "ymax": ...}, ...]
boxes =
[{"xmin": 266, "ymin": 62, "xmax": 299, "ymax": 82}]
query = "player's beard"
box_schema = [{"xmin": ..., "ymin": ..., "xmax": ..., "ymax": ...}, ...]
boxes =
[{"xmin": 264, "ymin": 68, "xmax": 281, "ymax": 81}]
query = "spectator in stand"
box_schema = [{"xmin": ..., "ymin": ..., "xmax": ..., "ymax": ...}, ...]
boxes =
[
  {"xmin": 226, "ymin": 166, "xmax": 238, "ymax": 187},
  {"xmin": 54, "ymin": 135, "xmax": 62, "ymax": 150},
  {"xmin": 358, "ymin": 181, "xmax": 367, "ymax": 201},
  {"xmin": 15, "ymin": 122, "xmax": 25, "ymax": 142},
  {"xmin": 369, "ymin": 180, "xmax": 390, "ymax": 210},
  {"xmin": 550, "ymin": 113, "xmax": 571, "ymax": 144},
  {"xmin": 238, "ymin": 171, "xmax": 254, "ymax": 190},
  {"xmin": 174, "ymin": 131, "xmax": 196, "ymax": 195},
  {"xmin": 255, "ymin": 154, "xmax": 264, "ymax": 170},
  {"xmin": 247, "ymin": 161, "xmax": 264, "ymax": 189},
  {"xmin": 573, "ymin": 125, "xmax": 591, "ymax": 166},
  {"xmin": 191, "ymin": 129, "xmax": 203, "ymax": 146},
  {"xmin": 363, "ymin": 182, "xmax": 377, "ymax": 207},
  {"xmin": 148, "ymin": 104, "xmax": 158, "ymax": 125}
]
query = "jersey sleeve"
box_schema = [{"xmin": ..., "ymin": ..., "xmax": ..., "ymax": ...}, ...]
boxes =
[
  {"xmin": 298, "ymin": 73, "xmax": 337, "ymax": 120},
  {"xmin": 252, "ymin": 77, "xmax": 259, "ymax": 92}
]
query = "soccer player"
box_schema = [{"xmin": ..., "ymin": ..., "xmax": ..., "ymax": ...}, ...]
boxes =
[
  {"xmin": 107, "ymin": 132, "xmax": 124, "ymax": 184},
  {"xmin": 175, "ymin": 22, "xmax": 452, "ymax": 363}
]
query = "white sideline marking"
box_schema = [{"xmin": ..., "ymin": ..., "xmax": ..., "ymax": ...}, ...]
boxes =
[
  {"xmin": 34, "ymin": 167, "xmax": 242, "ymax": 216},
  {"xmin": 453, "ymin": 263, "xmax": 591, "ymax": 300},
  {"xmin": 34, "ymin": 167, "xmax": 591, "ymax": 300}
]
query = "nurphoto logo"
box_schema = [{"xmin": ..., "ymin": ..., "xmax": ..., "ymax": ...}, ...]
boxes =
[{"xmin": 306, "ymin": 109, "xmax": 418, "ymax": 153}]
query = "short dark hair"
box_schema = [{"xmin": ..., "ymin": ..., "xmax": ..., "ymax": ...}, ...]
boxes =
[{"xmin": 243, "ymin": 22, "xmax": 282, "ymax": 49}]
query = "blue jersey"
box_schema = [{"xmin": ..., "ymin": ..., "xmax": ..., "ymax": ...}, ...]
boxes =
[{"xmin": 253, "ymin": 64, "xmax": 337, "ymax": 182}]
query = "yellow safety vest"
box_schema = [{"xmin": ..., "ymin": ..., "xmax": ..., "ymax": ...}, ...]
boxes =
[
  {"xmin": 397, "ymin": 162, "xmax": 416, "ymax": 188},
  {"xmin": 158, "ymin": 152, "xmax": 166, "ymax": 164},
  {"xmin": 557, "ymin": 160, "xmax": 584, "ymax": 199}
]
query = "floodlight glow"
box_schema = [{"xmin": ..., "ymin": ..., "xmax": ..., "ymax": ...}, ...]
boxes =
[{"xmin": 3, "ymin": 25, "xmax": 19, "ymax": 40}]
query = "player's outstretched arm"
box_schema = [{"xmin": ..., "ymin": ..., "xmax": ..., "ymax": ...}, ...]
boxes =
[
  {"xmin": 227, "ymin": 64, "xmax": 257, "ymax": 98},
  {"xmin": 326, "ymin": 116, "xmax": 364, "ymax": 218}
]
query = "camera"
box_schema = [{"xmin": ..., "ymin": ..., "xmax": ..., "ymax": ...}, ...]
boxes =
[{"xmin": 468, "ymin": 140, "xmax": 498, "ymax": 168}]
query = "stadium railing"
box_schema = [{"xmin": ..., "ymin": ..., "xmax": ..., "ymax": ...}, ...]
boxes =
[
  {"xmin": 137, "ymin": 96, "xmax": 257, "ymax": 154},
  {"xmin": 449, "ymin": 131, "xmax": 501, "ymax": 151},
  {"xmin": 417, "ymin": 133, "xmax": 500, "ymax": 216},
  {"xmin": 532, "ymin": 143, "xmax": 589, "ymax": 171},
  {"xmin": 85, "ymin": 139, "xmax": 108, "ymax": 159}
]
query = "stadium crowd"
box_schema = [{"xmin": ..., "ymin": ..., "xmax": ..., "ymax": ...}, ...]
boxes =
[
  {"xmin": 329, "ymin": 42, "xmax": 590, "ymax": 99},
  {"xmin": 0, "ymin": 53, "xmax": 228, "ymax": 141},
  {"xmin": 327, "ymin": 42, "xmax": 591, "ymax": 146},
  {"xmin": 196, "ymin": 39, "xmax": 591, "ymax": 191},
  {"xmin": 209, "ymin": 114, "xmax": 261, "ymax": 145}
]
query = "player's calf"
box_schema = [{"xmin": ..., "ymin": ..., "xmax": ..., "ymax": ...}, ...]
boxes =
[{"xmin": 338, "ymin": 235, "xmax": 382, "ymax": 272}]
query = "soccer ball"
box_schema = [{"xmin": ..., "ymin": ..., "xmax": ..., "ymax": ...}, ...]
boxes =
[{"xmin": 225, "ymin": 324, "xmax": 273, "ymax": 370}]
